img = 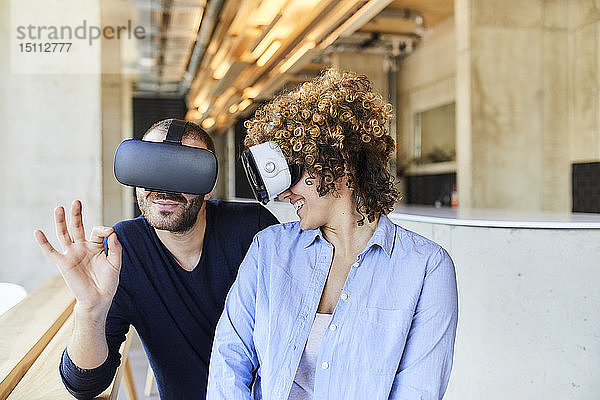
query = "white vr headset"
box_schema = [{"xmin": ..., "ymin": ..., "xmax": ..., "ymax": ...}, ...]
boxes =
[{"xmin": 241, "ymin": 141, "xmax": 303, "ymax": 204}]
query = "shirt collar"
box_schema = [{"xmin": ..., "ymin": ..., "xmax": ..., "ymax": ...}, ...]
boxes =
[
  {"xmin": 363, "ymin": 213, "xmax": 396, "ymax": 258},
  {"xmin": 303, "ymin": 227, "xmax": 324, "ymax": 248},
  {"xmin": 302, "ymin": 213, "xmax": 396, "ymax": 257}
]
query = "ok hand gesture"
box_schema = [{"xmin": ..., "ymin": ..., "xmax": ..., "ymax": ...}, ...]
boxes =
[{"xmin": 34, "ymin": 200, "xmax": 122, "ymax": 313}]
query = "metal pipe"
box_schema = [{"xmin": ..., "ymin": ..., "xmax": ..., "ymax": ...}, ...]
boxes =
[{"xmin": 179, "ymin": 0, "xmax": 226, "ymax": 96}]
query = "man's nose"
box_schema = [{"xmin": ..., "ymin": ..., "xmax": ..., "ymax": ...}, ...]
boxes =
[{"xmin": 277, "ymin": 189, "xmax": 292, "ymax": 202}]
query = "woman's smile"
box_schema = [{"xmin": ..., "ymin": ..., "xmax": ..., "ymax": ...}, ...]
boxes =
[{"xmin": 292, "ymin": 199, "xmax": 305, "ymax": 213}]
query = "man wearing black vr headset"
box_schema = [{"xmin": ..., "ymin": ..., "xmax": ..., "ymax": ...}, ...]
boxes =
[{"xmin": 34, "ymin": 119, "xmax": 279, "ymax": 399}]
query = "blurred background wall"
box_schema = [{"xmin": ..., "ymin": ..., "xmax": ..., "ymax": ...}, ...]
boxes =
[{"xmin": 0, "ymin": 0, "xmax": 105, "ymax": 289}]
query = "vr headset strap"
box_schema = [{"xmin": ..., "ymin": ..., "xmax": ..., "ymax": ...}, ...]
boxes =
[{"xmin": 164, "ymin": 119, "xmax": 188, "ymax": 144}]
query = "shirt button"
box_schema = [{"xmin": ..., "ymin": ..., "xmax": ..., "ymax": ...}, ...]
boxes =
[
  {"xmin": 321, "ymin": 361, "xmax": 329, "ymax": 369},
  {"xmin": 352, "ymin": 262, "xmax": 359, "ymax": 268},
  {"xmin": 340, "ymin": 293, "xmax": 348, "ymax": 301},
  {"xmin": 329, "ymin": 324, "xmax": 337, "ymax": 331}
]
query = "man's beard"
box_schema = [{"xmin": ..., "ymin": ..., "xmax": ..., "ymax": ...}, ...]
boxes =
[{"xmin": 136, "ymin": 190, "xmax": 204, "ymax": 233}]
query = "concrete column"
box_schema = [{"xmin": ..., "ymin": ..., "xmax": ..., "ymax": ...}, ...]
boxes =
[
  {"xmin": 211, "ymin": 130, "xmax": 228, "ymax": 200},
  {"xmin": 541, "ymin": 0, "xmax": 571, "ymax": 212},
  {"xmin": 101, "ymin": 71, "xmax": 124, "ymax": 226},
  {"xmin": 120, "ymin": 77, "xmax": 135, "ymax": 219},
  {"xmin": 457, "ymin": 0, "xmax": 547, "ymax": 211},
  {"xmin": 456, "ymin": 0, "xmax": 587, "ymax": 212},
  {"xmin": 100, "ymin": 1, "xmax": 131, "ymax": 226},
  {"xmin": 455, "ymin": 0, "xmax": 473, "ymax": 208},
  {"xmin": 0, "ymin": 0, "xmax": 102, "ymax": 289},
  {"xmin": 569, "ymin": 2, "xmax": 600, "ymax": 162}
]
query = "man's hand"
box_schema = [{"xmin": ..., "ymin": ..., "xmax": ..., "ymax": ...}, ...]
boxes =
[{"xmin": 34, "ymin": 200, "xmax": 122, "ymax": 314}]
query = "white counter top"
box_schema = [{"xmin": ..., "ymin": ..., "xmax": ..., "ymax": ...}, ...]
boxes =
[
  {"xmin": 389, "ymin": 205, "xmax": 600, "ymax": 229},
  {"xmin": 238, "ymin": 197, "xmax": 600, "ymax": 229}
]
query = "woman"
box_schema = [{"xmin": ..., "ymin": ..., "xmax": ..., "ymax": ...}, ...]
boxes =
[{"xmin": 207, "ymin": 69, "xmax": 458, "ymax": 399}]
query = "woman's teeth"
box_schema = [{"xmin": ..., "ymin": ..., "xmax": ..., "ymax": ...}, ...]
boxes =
[{"xmin": 293, "ymin": 200, "xmax": 304, "ymax": 211}]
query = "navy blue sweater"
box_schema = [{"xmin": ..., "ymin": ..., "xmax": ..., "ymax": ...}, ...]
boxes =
[{"xmin": 60, "ymin": 200, "xmax": 278, "ymax": 399}]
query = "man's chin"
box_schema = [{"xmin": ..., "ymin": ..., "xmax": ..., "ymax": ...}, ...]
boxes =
[
  {"xmin": 137, "ymin": 195, "xmax": 204, "ymax": 233},
  {"xmin": 148, "ymin": 220, "xmax": 185, "ymax": 232},
  {"xmin": 156, "ymin": 209, "xmax": 177, "ymax": 217},
  {"xmin": 144, "ymin": 210, "xmax": 199, "ymax": 233}
]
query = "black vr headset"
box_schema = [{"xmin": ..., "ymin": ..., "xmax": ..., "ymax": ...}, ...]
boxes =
[
  {"xmin": 241, "ymin": 141, "xmax": 303, "ymax": 204},
  {"xmin": 114, "ymin": 119, "xmax": 218, "ymax": 195}
]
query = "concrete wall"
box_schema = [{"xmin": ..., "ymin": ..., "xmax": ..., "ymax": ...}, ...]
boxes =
[
  {"xmin": 330, "ymin": 51, "xmax": 389, "ymax": 99},
  {"xmin": 0, "ymin": 0, "xmax": 135, "ymax": 289},
  {"xmin": 0, "ymin": 0, "xmax": 103, "ymax": 290},
  {"xmin": 393, "ymin": 217, "xmax": 600, "ymax": 399}
]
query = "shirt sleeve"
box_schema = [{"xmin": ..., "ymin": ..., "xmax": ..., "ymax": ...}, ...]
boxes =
[
  {"xmin": 389, "ymin": 247, "xmax": 458, "ymax": 400},
  {"xmin": 207, "ymin": 235, "xmax": 261, "ymax": 399},
  {"xmin": 59, "ymin": 304, "xmax": 130, "ymax": 399}
]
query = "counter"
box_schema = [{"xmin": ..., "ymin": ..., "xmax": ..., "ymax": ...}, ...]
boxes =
[{"xmin": 389, "ymin": 204, "xmax": 600, "ymax": 229}]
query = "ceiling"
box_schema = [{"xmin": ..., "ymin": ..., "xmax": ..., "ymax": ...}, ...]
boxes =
[{"xmin": 123, "ymin": 0, "xmax": 454, "ymax": 132}]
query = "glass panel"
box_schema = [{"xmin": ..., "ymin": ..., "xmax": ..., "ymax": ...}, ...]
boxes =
[{"xmin": 414, "ymin": 102, "xmax": 455, "ymax": 164}]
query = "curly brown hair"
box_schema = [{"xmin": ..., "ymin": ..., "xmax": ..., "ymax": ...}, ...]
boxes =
[{"xmin": 244, "ymin": 68, "xmax": 400, "ymax": 225}]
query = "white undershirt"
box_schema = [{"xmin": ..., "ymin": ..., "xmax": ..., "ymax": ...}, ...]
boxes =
[{"xmin": 287, "ymin": 313, "xmax": 333, "ymax": 400}]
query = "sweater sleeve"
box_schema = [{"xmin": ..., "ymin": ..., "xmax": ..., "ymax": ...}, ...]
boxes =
[
  {"xmin": 59, "ymin": 238, "xmax": 132, "ymax": 399},
  {"xmin": 59, "ymin": 346, "xmax": 119, "ymax": 400},
  {"xmin": 257, "ymin": 204, "xmax": 279, "ymax": 231}
]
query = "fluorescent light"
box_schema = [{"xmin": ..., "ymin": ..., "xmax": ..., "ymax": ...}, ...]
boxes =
[
  {"xmin": 192, "ymin": 82, "xmax": 211, "ymax": 108},
  {"xmin": 186, "ymin": 109, "xmax": 202, "ymax": 121},
  {"xmin": 250, "ymin": 0, "xmax": 284, "ymax": 26},
  {"xmin": 306, "ymin": 0, "xmax": 362, "ymax": 43},
  {"xmin": 239, "ymin": 98, "xmax": 253, "ymax": 111},
  {"xmin": 228, "ymin": 104, "xmax": 239, "ymax": 114},
  {"xmin": 320, "ymin": 0, "xmax": 394, "ymax": 49},
  {"xmin": 256, "ymin": 40, "xmax": 282, "ymax": 67},
  {"xmin": 243, "ymin": 86, "xmax": 260, "ymax": 99},
  {"xmin": 198, "ymin": 103, "xmax": 209, "ymax": 113},
  {"xmin": 202, "ymin": 118, "xmax": 216, "ymax": 129},
  {"xmin": 279, "ymin": 41, "xmax": 315, "ymax": 73},
  {"xmin": 213, "ymin": 62, "xmax": 231, "ymax": 80}
]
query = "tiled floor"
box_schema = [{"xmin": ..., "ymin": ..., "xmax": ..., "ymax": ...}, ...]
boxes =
[{"xmin": 117, "ymin": 334, "xmax": 159, "ymax": 400}]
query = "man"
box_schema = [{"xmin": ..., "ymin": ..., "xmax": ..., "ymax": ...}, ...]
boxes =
[{"xmin": 34, "ymin": 119, "xmax": 279, "ymax": 399}]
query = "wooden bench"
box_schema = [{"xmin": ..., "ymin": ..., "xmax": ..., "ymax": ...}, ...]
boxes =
[{"xmin": 0, "ymin": 275, "xmax": 138, "ymax": 399}]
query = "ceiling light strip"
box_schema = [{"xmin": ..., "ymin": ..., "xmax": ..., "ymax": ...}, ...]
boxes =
[
  {"xmin": 306, "ymin": 0, "xmax": 364, "ymax": 43},
  {"xmin": 256, "ymin": 41, "xmax": 282, "ymax": 66},
  {"xmin": 279, "ymin": 41, "xmax": 315, "ymax": 73},
  {"xmin": 249, "ymin": 13, "xmax": 282, "ymax": 55},
  {"xmin": 237, "ymin": 0, "xmax": 338, "ymax": 90},
  {"xmin": 320, "ymin": 0, "xmax": 394, "ymax": 49}
]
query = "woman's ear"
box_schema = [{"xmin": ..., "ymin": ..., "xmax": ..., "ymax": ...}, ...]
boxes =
[{"xmin": 334, "ymin": 174, "xmax": 352, "ymax": 194}]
